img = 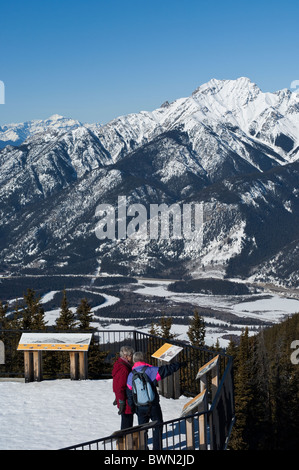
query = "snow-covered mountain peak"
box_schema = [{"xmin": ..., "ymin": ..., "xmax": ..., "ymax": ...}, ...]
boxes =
[
  {"xmin": 48, "ymin": 114, "xmax": 64, "ymax": 121},
  {"xmin": 192, "ymin": 76, "xmax": 260, "ymax": 100}
]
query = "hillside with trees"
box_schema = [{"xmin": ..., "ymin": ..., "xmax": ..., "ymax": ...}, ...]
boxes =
[{"xmin": 227, "ymin": 313, "xmax": 299, "ymax": 450}]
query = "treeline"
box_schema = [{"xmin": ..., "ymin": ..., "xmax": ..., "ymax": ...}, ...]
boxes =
[
  {"xmin": 1, "ymin": 288, "xmax": 94, "ymax": 331},
  {"xmin": 227, "ymin": 313, "xmax": 299, "ymax": 450},
  {"xmin": 168, "ymin": 278, "xmax": 251, "ymax": 295},
  {"xmin": 0, "ymin": 288, "xmax": 109, "ymax": 379}
]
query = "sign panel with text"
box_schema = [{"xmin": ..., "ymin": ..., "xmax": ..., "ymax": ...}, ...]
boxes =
[{"xmin": 152, "ymin": 343, "xmax": 183, "ymax": 362}]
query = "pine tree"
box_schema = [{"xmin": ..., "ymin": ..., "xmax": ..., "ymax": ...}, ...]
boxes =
[
  {"xmin": 54, "ymin": 289, "xmax": 76, "ymax": 377},
  {"xmin": 55, "ymin": 289, "xmax": 76, "ymax": 330},
  {"xmin": 10, "ymin": 302, "xmax": 23, "ymax": 330},
  {"xmin": 77, "ymin": 298, "xmax": 94, "ymax": 330},
  {"xmin": 226, "ymin": 336, "xmax": 238, "ymax": 361},
  {"xmin": 21, "ymin": 289, "xmax": 47, "ymax": 330},
  {"xmin": 229, "ymin": 327, "xmax": 254, "ymax": 450},
  {"xmin": 159, "ymin": 315, "xmax": 176, "ymax": 340},
  {"xmin": 148, "ymin": 316, "xmax": 176, "ymax": 340},
  {"xmin": 149, "ymin": 322, "xmax": 159, "ymax": 336},
  {"xmin": 76, "ymin": 298, "xmax": 109, "ymax": 379},
  {"xmin": 187, "ymin": 310, "xmax": 205, "ymax": 347},
  {"xmin": 0, "ymin": 302, "xmax": 8, "ymax": 329}
]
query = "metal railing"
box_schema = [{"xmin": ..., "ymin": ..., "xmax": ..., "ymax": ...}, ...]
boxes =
[
  {"xmin": 60, "ymin": 412, "xmax": 205, "ymax": 451},
  {"xmin": 60, "ymin": 355, "xmax": 234, "ymax": 451}
]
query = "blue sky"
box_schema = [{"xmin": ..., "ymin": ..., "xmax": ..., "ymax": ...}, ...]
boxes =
[{"xmin": 1, "ymin": 0, "xmax": 299, "ymax": 126}]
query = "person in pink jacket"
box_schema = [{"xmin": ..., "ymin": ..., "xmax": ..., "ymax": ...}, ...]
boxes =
[{"xmin": 127, "ymin": 351, "xmax": 185, "ymax": 449}]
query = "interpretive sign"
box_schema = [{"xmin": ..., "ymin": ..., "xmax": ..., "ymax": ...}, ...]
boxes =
[
  {"xmin": 180, "ymin": 389, "xmax": 207, "ymax": 417},
  {"xmin": 17, "ymin": 333, "xmax": 93, "ymax": 382},
  {"xmin": 152, "ymin": 343, "xmax": 183, "ymax": 362},
  {"xmin": 196, "ymin": 354, "xmax": 219, "ymax": 379},
  {"xmin": 17, "ymin": 333, "xmax": 92, "ymax": 351}
]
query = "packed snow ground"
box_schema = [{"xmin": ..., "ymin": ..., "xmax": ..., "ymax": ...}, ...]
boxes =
[{"xmin": 0, "ymin": 378, "xmax": 190, "ymax": 450}]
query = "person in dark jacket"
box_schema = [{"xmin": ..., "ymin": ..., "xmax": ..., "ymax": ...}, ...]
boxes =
[
  {"xmin": 127, "ymin": 351, "xmax": 184, "ymax": 450},
  {"xmin": 112, "ymin": 345, "xmax": 135, "ymax": 429}
]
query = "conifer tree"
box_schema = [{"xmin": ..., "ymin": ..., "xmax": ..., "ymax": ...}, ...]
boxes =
[
  {"xmin": 149, "ymin": 322, "xmax": 159, "ymax": 336},
  {"xmin": 187, "ymin": 311, "xmax": 205, "ymax": 347},
  {"xmin": 54, "ymin": 289, "xmax": 76, "ymax": 376},
  {"xmin": 77, "ymin": 298, "xmax": 94, "ymax": 330},
  {"xmin": 10, "ymin": 302, "xmax": 23, "ymax": 330},
  {"xmin": 0, "ymin": 302, "xmax": 8, "ymax": 329},
  {"xmin": 148, "ymin": 315, "xmax": 176, "ymax": 340},
  {"xmin": 226, "ymin": 336, "xmax": 238, "ymax": 361},
  {"xmin": 21, "ymin": 289, "xmax": 47, "ymax": 330},
  {"xmin": 159, "ymin": 315, "xmax": 176, "ymax": 340},
  {"xmin": 55, "ymin": 289, "xmax": 76, "ymax": 330},
  {"xmin": 76, "ymin": 297, "xmax": 109, "ymax": 379},
  {"xmin": 229, "ymin": 327, "xmax": 254, "ymax": 450}
]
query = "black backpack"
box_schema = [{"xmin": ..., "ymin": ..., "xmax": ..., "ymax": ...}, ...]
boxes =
[{"xmin": 132, "ymin": 366, "xmax": 156, "ymax": 406}]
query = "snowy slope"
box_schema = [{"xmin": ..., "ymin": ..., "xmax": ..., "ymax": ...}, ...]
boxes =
[{"xmin": 0, "ymin": 379, "xmax": 190, "ymax": 450}]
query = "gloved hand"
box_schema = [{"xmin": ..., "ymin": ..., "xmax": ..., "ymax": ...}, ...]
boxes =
[
  {"xmin": 113, "ymin": 399, "xmax": 117, "ymax": 406},
  {"xmin": 118, "ymin": 400, "xmax": 126, "ymax": 415}
]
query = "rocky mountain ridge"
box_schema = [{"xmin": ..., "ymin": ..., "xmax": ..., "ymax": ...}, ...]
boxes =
[{"xmin": 0, "ymin": 78, "xmax": 298, "ymax": 287}]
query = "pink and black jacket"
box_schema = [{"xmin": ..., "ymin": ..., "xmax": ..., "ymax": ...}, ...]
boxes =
[{"xmin": 126, "ymin": 361, "xmax": 180, "ymax": 408}]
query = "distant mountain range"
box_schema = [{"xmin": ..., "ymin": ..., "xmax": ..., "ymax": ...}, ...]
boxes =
[{"xmin": 1, "ymin": 77, "xmax": 298, "ymax": 287}]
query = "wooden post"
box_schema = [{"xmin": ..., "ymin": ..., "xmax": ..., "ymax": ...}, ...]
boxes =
[
  {"xmin": 137, "ymin": 429, "xmax": 147, "ymax": 450},
  {"xmin": 69, "ymin": 352, "xmax": 79, "ymax": 380},
  {"xmin": 198, "ymin": 389, "xmax": 208, "ymax": 450},
  {"xmin": 0, "ymin": 340, "xmax": 5, "ymax": 365},
  {"xmin": 116, "ymin": 429, "xmax": 147, "ymax": 450},
  {"xmin": 153, "ymin": 343, "xmax": 183, "ymax": 399},
  {"xmin": 24, "ymin": 351, "xmax": 34, "ymax": 383},
  {"xmin": 33, "ymin": 350, "xmax": 42, "ymax": 381},
  {"xmin": 113, "ymin": 423, "xmax": 153, "ymax": 450},
  {"xmin": 186, "ymin": 417, "xmax": 195, "ymax": 450},
  {"xmin": 158, "ymin": 359, "xmax": 169, "ymax": 398},
  {"xmin": 79, "ymin": 351, "xmax": 88, "ymax": 380},
  {"xmin": 158, "ymin": 358, "xmax": 180, "ymax": 399},
  {"xmin": 173, "ymin": 367, "xmax": 180, "ymax": 399},
  {"xmin": 200, "ymin": 374, "xmax": 207, "ymax": 392},
  {"xmin": 211, "ymin": 359, "xmax": 219, "ymax": 401}
]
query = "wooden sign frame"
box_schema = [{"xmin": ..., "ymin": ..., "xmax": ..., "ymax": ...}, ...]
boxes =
[
  {"xmin": 17, "ymin": 333, "xmax": 92, "ymax": 382},
  {"xmin": 181, "ymin": 389, "xmax": 208, "ymax": 450}
]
